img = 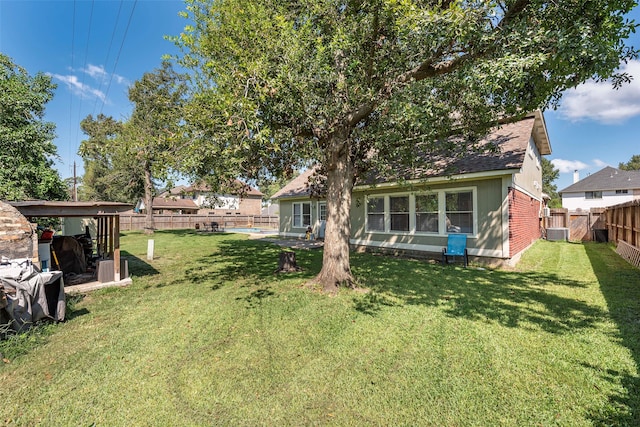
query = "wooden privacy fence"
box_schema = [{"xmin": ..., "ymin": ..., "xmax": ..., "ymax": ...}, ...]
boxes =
[
  {"xmin": 605, "ymin": 200, "xmax": 640, "ymax": 269},
  {"xmin": 543, "ymin": 202, "xmax": 640, "ymax": 268},
  {"xmin": 606, "ymin": 200, "xmax": 640, "ymax": 248},
  {"xmin": 119, "ymin": 214, "xmax": 278, "ymax": 231},
  {"xmin": 544, "ymin": 208, "xmax": 606, "ymax": 241}
]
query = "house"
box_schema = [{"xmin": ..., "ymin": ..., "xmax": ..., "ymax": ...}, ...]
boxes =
[
  {"xmin": 559, "ymin": 166, "xmax": 640, "ymax": 210},
  {"xmin": 136, "ymin": 197, "xmax": 199, "ymax": 215},
  {"xmin": 139, "ymin": 180, "xmax": 263, "ymax": 215},
  {"xmin": 272, "ymin": 111, "xmax": 551, "ymax": 264}
]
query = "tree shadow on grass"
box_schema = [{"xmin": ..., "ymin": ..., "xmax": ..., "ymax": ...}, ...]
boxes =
[
  {"xmin": 166, "ymin": 238, "xmax": 322, "ymax": 292},
  {"xmin": 350, "ymin": 251, "xmax": 604, "ymax": 335},
  {"xmin": 174, "ymin": 237, "xmax": 604, "ymax": 336},
  {"xmin": 583, "ymin": 242, "xmax": 640, "ymax": 426}
]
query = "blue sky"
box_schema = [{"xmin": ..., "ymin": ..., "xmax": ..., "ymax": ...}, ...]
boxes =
[{"xmin": 1, "ymin": 0, "xmax": 639, "ymax": 192}]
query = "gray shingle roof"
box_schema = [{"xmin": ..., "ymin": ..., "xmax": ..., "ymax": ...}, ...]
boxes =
[
  {"xmin": 271, "ymin": 168, "xmax": 318, "ymax": 199},
  {"xmin": 559, "ymin": 166, "xmax": 640, "ymax": 193},
  {"xmin": 273, "ymin": 115, "xmax": 545, "ymax": 199}
]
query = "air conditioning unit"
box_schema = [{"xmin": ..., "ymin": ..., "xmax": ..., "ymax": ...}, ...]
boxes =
[
  {"xmin": 547, "ymin": 227, "xmax": 569, "ymax": 241},
  {"xmin": 543, "ymin": 207, "xmax": 551, "ymax": 217}
]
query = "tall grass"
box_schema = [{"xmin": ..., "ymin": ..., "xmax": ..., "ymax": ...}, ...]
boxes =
[{"xmin": 0, "ymin": 231, "xmax": 638, "ymax": 426}]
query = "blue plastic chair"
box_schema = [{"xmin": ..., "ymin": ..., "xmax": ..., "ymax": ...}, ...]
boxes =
[{"xmin": 442, "ymin": 234, "xmax": 468, "ymax": 267}]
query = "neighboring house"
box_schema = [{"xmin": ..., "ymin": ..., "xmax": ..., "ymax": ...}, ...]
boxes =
[
  {"xmin": 272, "ymin": 111, "xmax": 551, "ymax": 263},
  {"xmin": 158, "ymin": 181, "xmax": 263, "ymax": 215},
  {"xmin": 136, "ymin": 197, "xmax": 199, "ymax": 214},
  {"xmin": 559, "ymin": 166, "xmax": 640, "ymax": 210}
]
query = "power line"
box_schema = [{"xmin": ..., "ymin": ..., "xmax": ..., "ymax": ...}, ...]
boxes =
[
  {"xmin": 92, "ymin": 0, "xmax": 125, "ymax": 117},
  {"xmin": 99, "ymin": 0, "xmax": 138, "ymax": 115},
  {"xmin": 67, "ymin": 0, "xmax": 76, "ymax": 168},
  {"xmin": 74, "ymin": 0, "xmax": 95, "ymax": 157}
]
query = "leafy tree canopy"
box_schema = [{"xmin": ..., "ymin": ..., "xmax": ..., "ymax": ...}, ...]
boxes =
[
  {"xmin": 174, "ymin": 0, "xmax": 637, "ymax": 291},
  {"xmin": 78, "ymin": 114, "xmax": 144, "ymax": 203},
  {"xmin": 619, "ymin": 154, "xmax": 640, "ymax": 170},
  {"xmin": 79, "ymin": 61, "xmax": 188, "ymax": 229},
  {"xmin": 541, "ymin": 157, "xmax": 561, "ymax": 208},
  {"xmin": 125, "ymin": 61, "xmax": 188, "ymax": 232},
  {"xmin": 0, "ymin": 53, "xmax": 68, "ymax": 201}
]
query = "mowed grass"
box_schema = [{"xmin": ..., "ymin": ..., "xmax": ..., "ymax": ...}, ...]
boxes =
[{"xmin": 1, "ymin": 231, "xmax": 640, "ymax": 426}]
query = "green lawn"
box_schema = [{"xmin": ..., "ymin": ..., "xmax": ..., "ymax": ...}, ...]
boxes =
[{"xmin": 1, "ymin": 231, "xmax": 640, "ymax": 426}]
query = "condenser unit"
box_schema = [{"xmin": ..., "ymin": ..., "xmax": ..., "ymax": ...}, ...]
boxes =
[{"xmin": 546, "ymin": 227, "xmax": 569, "ymax": 241}]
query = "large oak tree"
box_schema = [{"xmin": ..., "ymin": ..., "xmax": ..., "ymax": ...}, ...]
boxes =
[{"xmin": 174, "ymin": 0, "xmax": 636, "ymax": 292}]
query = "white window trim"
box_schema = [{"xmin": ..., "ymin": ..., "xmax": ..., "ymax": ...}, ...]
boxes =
[
  {"xmin": 443, "ymin": 188, "xmax": 477, "ymax": 235},
  {"xmin": 292, "ymin": 202, "xmax": 311, "ymax": 228},
  {"xmin": 318, "ymin": 202, "xmax": 327, "ymax": 221},
  {"xmin": 364, "ymin": 187, "xmax": 477, "ymax": 237},
  {"xmin": 365, "ymin": 195, "xmax": 386, "ymax": 232},
  {"xmin": 415, "ymin": 192, "xmax": 440, "ymax": 235},
  {"xmin": 389, "ymin": 194, "xmax": 411, "ymax": 232}
]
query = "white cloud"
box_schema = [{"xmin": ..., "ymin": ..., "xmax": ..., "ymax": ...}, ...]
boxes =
[
  {"xmin": 49, "ymin": 73, "xmax": 106, "ymax": 101},
  {"xmin": 82, "ymin": 64, "xmax": 128, "ymax": 85},
  {"xmin": 592, "ymin": 159, "xmax": 609, "ymax": 168},
  {"xmin": 84, "ymin": 64, "xmax": 108, "ymax": 80},
  {"xmin": 558, "ymin": 59, "xmax": 640, "ymax": 124},
  {"xmin": 551, "ymin": 158, "xmax": 589, "ymax": 173}
]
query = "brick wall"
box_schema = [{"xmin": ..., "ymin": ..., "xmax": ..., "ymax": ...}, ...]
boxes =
[
  {"xmin": 197, "ymin": 196, "xmax": 262, "ymax": 216},
  {"xmin": 508, "ymin": 188, "xmax": 542, "ymax": 257},
  {"xmin": 238, "ymin": 196, "xmax": 262, "ymax": 215},
  {"xmin": 0, "ymin": 201, "xmax": 36, "ymax": 260}
]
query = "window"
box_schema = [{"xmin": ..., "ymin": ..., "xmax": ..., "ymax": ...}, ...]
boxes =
[
  {"xmin": 616, "ymin": 189, "xmax": 628, "ymax": 194},
  {"xmin": 293, "ymin": 202, "xmax": 311, "ymax": 227},
  {"xmin": 585, "ymin": 191, "xmax": 602, "ymax": 199},
  {"xmin": 364, "ymin": 188, "xmax": 475, "ymax": 235},
  {"xmin": 366, "ymin": 197, "xmax": 385, "ymax": 231},
  {"xmin": 390, "ymin": 196, "xmax": 409, "ymax": 231},
  {"xmin": 445, "ymin": 191, "xmax": 473, "ymax": 234},
  {"xmin": 319, "ymin": 203, "xmax": 327, "ymax": 221},
  {"xmin": 415, "ymin": 193, "xmax": 439, "ymax": 233}
]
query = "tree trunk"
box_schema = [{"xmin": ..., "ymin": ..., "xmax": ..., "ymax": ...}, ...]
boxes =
[
  {"xmin": 143, "ymin": 163, "xmax": 155, "ymax": 234},
  {"xmin": 275, "ymin": 251, "xmax": 302, "ymax": 273},
  {"xmin": 314, "ymin": 131, "xmax": 355, "ymax": 293}
]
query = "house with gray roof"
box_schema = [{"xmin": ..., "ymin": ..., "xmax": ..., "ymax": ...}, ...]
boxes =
[
  {"xmin": 559, "ymin": 166, "xmax": 640, "ymax": 210},
  {"xmin": 272, "ymin": 111, "xmax": 551, "ymax": 263}
]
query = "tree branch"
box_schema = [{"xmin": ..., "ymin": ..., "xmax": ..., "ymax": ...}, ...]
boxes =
[{"xmin": 342, "ymin": 0, "xmax": 533, "ymax": 129}]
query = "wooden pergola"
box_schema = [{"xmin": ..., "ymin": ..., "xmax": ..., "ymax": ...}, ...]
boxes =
[{"xmin": 8, "ymin": 201, "xmax": 132, "ymax": 285}]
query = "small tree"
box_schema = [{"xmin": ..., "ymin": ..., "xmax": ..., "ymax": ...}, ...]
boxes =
[
  {"xmin": 175, "ymin": 0, "xmax": 636, "ymax": 292},
  {"xmin": 0, "ymin": 53, "xmax": 67, "ymax": 201}
]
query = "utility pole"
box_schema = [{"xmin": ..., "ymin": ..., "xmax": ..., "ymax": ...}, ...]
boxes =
[{"xmin": 73, "ymin": 161, "xmax": 78, "ymax": 201}]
